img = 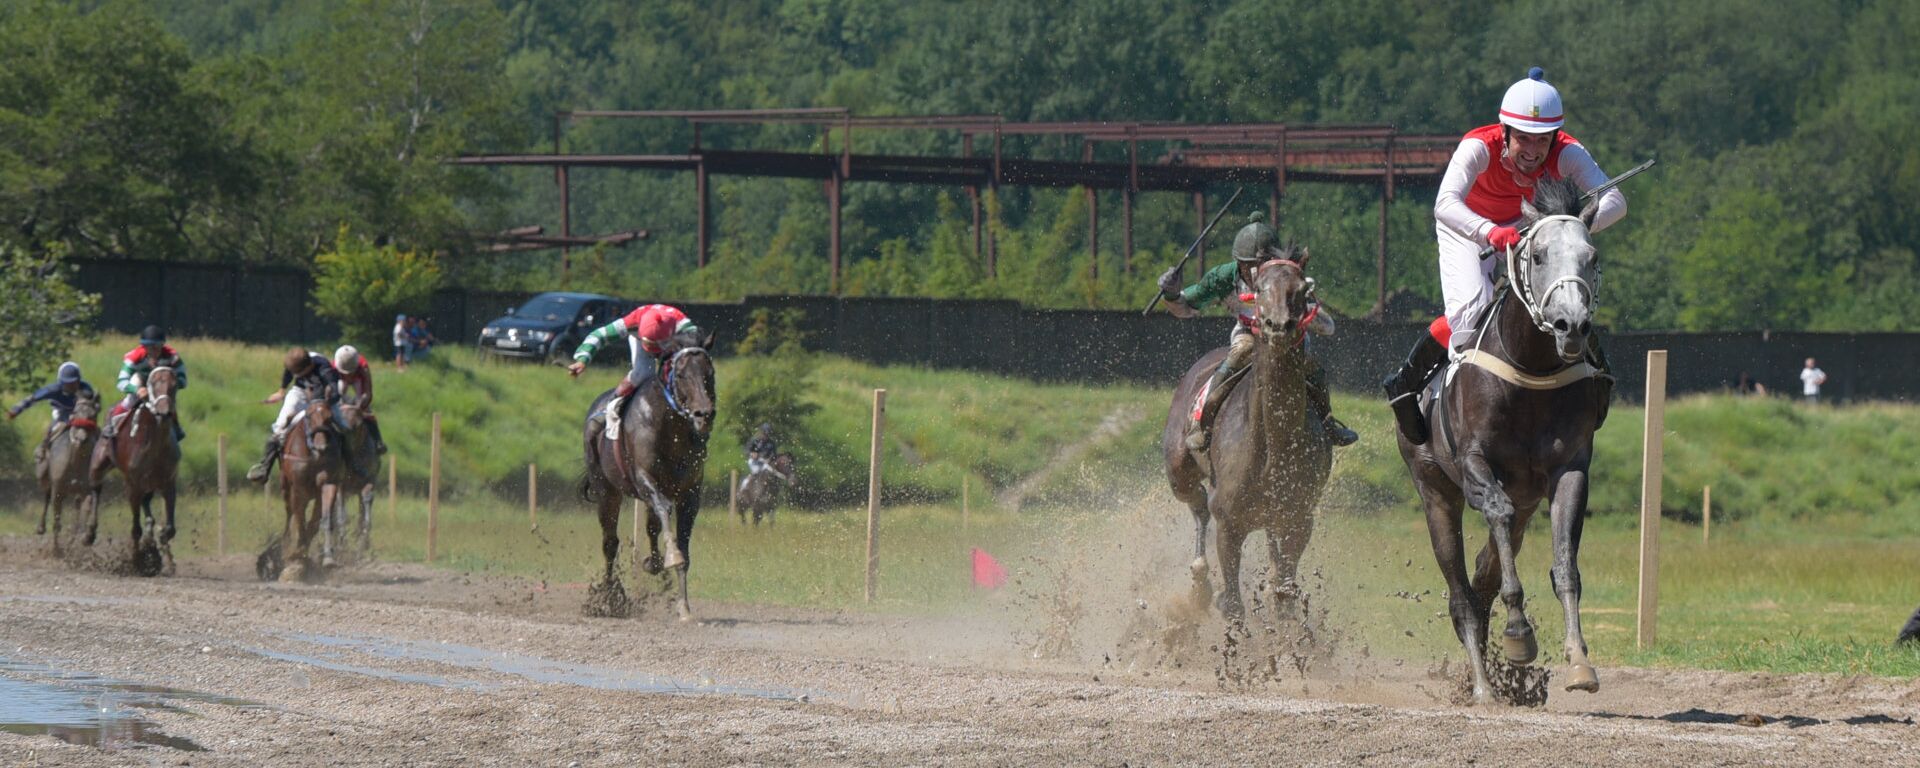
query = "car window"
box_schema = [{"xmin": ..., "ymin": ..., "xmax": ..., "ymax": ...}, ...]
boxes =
[{"xmin": 514, "ymin": 295, "xmax": 581, "ymax": 321}]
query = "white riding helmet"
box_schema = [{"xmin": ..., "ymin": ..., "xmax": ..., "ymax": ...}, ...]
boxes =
[
  {"xmin": 1499, "ymin": 67, "xmax": 1564, "ymax": 134},
  {"xmin": 333, "ymin": 345, "xmax": 361, "ymax": 372}
]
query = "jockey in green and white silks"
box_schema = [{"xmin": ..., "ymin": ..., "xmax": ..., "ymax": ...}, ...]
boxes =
[
  {"xmin": 565, "ymin": 304, "xmax": 700, "ymax": 440},
  {"xmin": 1158, "ymin": 212, "xmax": 1358, "ymax": 452}
]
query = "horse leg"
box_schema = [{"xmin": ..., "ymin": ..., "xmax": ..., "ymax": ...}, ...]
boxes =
[
  {"xmin": 642, "ymin": 512, "xmax": 664, "ymax": 575},
  {"xmin": 358, "ymin": 484, "xmax": 375, "ymax": 555},
  {"xmin": 670, "ymin": 490, "xmax": 699, "ymax": 622},
  {"xmin": 648, "ymin": 488, "xmax": 685, "ymax": 570},
  {"xmin": 1263, "ymin": 513, "xmax": 1314, "ymax": 621},
  {"xmin": 1213, "ymin": 517, "xmax": 1250, "ymax": 622},
  {"xmin": 280, "ymin": 485, "xmax": 308, "ymax": 583},
  {"xmin": 159, "ymin": 483, "xmax": 178, "ymax": 576},
  {"xmin": 127, "ymin": 490, "xmax": 147, "ymax": 560},
  {"xmin": 1549, "ymin": 467, "xmax": 1599, "ymax": 692},
  {"xmin": 320, "ymin": 484, "xmax": 339, "ymax": 568},
  {"xmin": 1460, "ymin": 456, "xmax": 1537, "ymax": 666},
  {"xmin": 1416, "ymin": 472, "xmax": 1494, "ymax": 704}
]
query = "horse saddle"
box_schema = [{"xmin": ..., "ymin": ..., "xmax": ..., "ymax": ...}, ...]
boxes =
[{"xmin": 1420, "ymin": 362, "xmax": 1460, "ymax": 458}]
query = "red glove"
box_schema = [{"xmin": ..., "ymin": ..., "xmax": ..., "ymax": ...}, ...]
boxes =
[{"xmin": 1487, "ymin": 225, "xmax": 1522, "ymax": 251}]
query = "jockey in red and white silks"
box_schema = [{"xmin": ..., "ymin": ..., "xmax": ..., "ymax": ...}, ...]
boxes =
[
  {"xmin": 1433, "ymin": 70, "xmax": 1627, "ymax": 351},
  {"xmin": 1380, "ymin": 67, "xmax": 1629, "ymax": 446}
]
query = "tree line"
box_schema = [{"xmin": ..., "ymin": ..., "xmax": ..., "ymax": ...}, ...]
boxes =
[{"xmin": 3, "ymin": 0, "xmax": 1914, "ymax": 333}]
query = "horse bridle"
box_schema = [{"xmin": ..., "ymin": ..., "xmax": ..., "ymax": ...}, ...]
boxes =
[
  {"xmin": 1505, "ymin": 215, "xmax": 1597, "ymax": 334},
  {"xmin": 659, "ymin": 347, "xmax": 709, "ymax": 421},
  {"xmin": 1247, "ymin": 258, "xmax": 1320, "ymax": 346},
  {"xmin": 130, "ymin": 367, "xmax": 176, "ymax": 439}
]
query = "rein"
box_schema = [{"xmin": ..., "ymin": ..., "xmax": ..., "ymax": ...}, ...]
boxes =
[
  {"xmin": 659, "ymin": 347, "xmax": 707, "ymax": 420},
  {"xmin": 1505, "ymin": 214, "xmax": 1596, "ymax": 334},
  {"xmin": 1242, "ymin": 259, "xmax": 1319, "ymax": 349}
]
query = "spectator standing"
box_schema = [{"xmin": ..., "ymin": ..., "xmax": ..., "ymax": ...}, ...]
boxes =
[
  {"xmin": 392, "ymin": 314, "xmax": 411, "ymax": 371},
  {"xmin": 409, "ymin": 317, "xmax": 437, "ymax": 359},
  {"xmin": 1800, "ymin": 357, "xmax": 1828, "ymax": 403}
]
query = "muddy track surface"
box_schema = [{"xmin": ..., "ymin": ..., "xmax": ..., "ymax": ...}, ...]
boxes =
[{"xmin": 0, "ymin": 540, "xmax": 1916, "ymax": 767}]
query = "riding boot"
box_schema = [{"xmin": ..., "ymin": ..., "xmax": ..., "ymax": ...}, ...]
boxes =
[
  {"xmin": 246, "ymin": 435, "xmax": 283, "ymax": 485},
  {"xmin": 1307, "ymin": 365, "xmax": 1359, "ymax": 447},
  {"xmin": 1185, "ymin": 360, "xmax": 1239, "ymax": 453},
  {"xmin": 1587, "ymin": 330, "xmax": 1615, "ymax": 431},
  {"xmin": 602, "ymin": 379, "xmax": 638, "ymax": 441},
  {"xmin": 1381, "ymin": 333, "xmax": 1449, "ymax": 445}
]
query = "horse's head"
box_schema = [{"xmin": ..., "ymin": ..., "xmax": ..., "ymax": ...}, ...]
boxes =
[
  {"xmin": 68, "ymin": 392, "xmax": 101, "ymax": 443},
  {"xmin": 1518, "ymin": 178, "xmax": 1602, "ymax": 363},
  {"xmin": 300, "ymin": 385, "xmax": 334, "ymax": 452},
  {"xmin": 145, "ymin": 367, "xmax": 177, "ymax": 417},
  {"xmin": 664, "ymin": 332, "xmax": 717, "ymax": 436},
  {"xmin": 337, "ymin": 393, "xmax": 370, "ymax": 431},
  {"xmin": 1249, "ymin": 244, "xmax": 1317, "ymax": 346}
]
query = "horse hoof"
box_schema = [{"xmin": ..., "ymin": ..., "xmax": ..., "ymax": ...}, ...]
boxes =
[
  {"xmin": 1564, "ymin": 664, "xmax": 1600, "ymax": 693},
  {"xmin": 664, "ymin": 550, "xmax": 687, "ymax": 570},
  {"xmin": 322, "ymin": 555, "xmax": 338, "ymax": 569},
  {"xmin": 1188, "ymin": 557, "xmax": 1207, "ymax": 576},
  {"xmin": 35, "ymin": 524, "xmax": 45, "ymax": 536},
  {"xmin": 280, "ymin": 561, "xmax": 307, "ymax": 584},
  {"xmin": 1503, "ymin": 629, "xmax": 1538, "ymax": 665},
  {"xmin": 640, "ymin": 554, "xmax": 663, "ymax": 576},
  {"xmin": 82, "ymin": 531, "xmax": 96, "ymax": 547}
]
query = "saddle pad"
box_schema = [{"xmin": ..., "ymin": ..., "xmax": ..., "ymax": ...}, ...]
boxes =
[{"xmin": 1190, "ymin": 377, "xmax": 1214, "ymax": 423}]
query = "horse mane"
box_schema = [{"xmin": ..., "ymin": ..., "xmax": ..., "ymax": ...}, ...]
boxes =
[{"xmin": 1530, "ymin": 177, "xmax": 1583, "ymax": 218}]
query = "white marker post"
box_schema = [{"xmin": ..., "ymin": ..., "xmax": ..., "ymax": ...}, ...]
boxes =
[
  {"xmin": 865, "ymin": 389, "xmax": 887, "ymax": 604},
  {"xmin": 1637, "ymin": 350, "xmax": 1668, "ymax": 651}
]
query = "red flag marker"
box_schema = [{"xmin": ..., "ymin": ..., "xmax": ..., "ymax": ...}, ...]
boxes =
[{"xmin": 971, "ymin": 547, "xmax": 1007, "ymax": 590}]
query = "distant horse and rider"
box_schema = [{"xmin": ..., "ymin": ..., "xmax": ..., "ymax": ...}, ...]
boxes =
[
  {"xmin": 1159, "ymin": 212, "xmax": 1349, "ymax": 622},
  {"xmin": 569, "ymin": 303, "xmax": 717, "ymax": 621},
  {"xmin": 738, "ymin": 423, "xmax": 795, "ymax": 525},
  {"xmin": 11, "ymin": 361, "xmax": 101, "ymax": 556}
]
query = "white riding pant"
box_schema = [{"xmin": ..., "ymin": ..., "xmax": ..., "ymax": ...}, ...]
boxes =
[
  {"xmin": 271, "ymin": 387, "xmax": 311, "ymax": 436},
  {"xmin": 1436, "ymin": 220, "xmax": 1506, "ymax": 351}
]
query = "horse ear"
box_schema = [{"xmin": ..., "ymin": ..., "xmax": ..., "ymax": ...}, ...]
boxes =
[
  {"xmin": 1521, "ymin": 197, "xmax": 1543, "ymax": 225},
  {"xmin": 1297, "ymin": 245, "xmax": 1310, "ymax": 269},
  {"xmin": 1579, "ymin": 199, "xmax": 1599, "ymax": 228},
  {"xmin": 701, "ymin": 331, "xmax": 716, "ymax": 350}
]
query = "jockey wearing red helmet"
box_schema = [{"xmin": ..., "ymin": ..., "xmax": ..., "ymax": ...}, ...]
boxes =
[{"xmin": 565, "ymin": 304, "xmax": 700, "ymax": 439}]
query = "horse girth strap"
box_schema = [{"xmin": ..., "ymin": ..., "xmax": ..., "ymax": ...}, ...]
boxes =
[{"xmin": 1458, "ymin": 350, "xmax": 1598, "ymax": 390}]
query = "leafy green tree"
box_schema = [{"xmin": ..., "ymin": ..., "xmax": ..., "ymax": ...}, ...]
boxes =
[
  {"xmin": 310, "ymin": 229, "xmax": 443, "ymax": 349},
  {"xmin": 0, "ymin": 245, "xmax": 100, "ymax": 393}
]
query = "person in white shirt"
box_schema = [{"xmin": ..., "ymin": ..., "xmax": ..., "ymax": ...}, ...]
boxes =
[{"xmin": 1799, "ymin": 358, "xmax": 1827, "ymax": 402}]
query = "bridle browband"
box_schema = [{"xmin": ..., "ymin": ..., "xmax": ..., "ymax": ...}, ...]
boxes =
[{"xmin": 1504, "ymin": 215, "xmax": 1596, "ymax": 334}]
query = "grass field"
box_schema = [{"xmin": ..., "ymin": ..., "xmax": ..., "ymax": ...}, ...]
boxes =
[{"xmin": 3, "ymin": 338, "xmax": 1917, "ymax": 677}]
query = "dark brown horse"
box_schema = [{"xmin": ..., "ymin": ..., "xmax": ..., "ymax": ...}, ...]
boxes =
[
  {"xmin": 738, "ymin": 452, "xmax": 795, "ymax": 526},
  {"xmin": 1162, "ymin": 249, "xmax": 1334, "ymax": 621},
  {"xmin": 87, "ymin": 367, "xmax": 182, "ymax": 576},
  {"xmin": 36, "ymin": 392, "xmax": 101, "ymax": 555},
  {"xmin": 268, "ymin": 386, "xmax": 344, "ymax": 582},
  {"xmin": 323, "ymin": 394, "xmax": 377, "ymax": 567},
  {"xmin": 579, "ymin": 333, "xmax": 717, "ymax": 620},
  {"xmin": 1395, "ymin": 178, "xmax": 1609, "ymax": 704}
]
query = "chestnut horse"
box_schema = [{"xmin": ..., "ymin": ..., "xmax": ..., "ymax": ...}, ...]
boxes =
[
  {"xmin": 323, "ymin": 394, "xmax": 377, "ymax": 567},
  {"xmin": 268, "ymin": 386, "xmax": 344, "ymax": 582},
  {"xmin": 578, "ymin": 332, "xmax": 717, "ymax": 620},
  {"xmin": 87, "ymin": 367, "xmax": 181, "ymax": 576},
  {"xmin": 36, "ymin": 392, "xmax": 101, "ymax": 555},
  {"xmin": 1162, "ymin": 247, "xmax": 1333, "ymax": 621}
]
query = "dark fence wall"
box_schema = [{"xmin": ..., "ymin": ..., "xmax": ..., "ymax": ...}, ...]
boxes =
[{"xmin": 71, "ymin": 258, "xmax": 1916, "ymax": 402}]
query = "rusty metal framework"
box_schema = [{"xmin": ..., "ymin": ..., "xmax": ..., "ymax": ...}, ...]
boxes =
[
  {"xmin": 455, "ymin": 109, "xmax": 1455, "ymax": 312},
  {"xmin": 477, "ymin": 225, "xmax": 649, "ymax": 253}
]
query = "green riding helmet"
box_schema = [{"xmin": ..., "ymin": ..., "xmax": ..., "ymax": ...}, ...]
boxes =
[{"xmin": 1231, "ymin": 211, "xmax": 1279, "ymax": 263}]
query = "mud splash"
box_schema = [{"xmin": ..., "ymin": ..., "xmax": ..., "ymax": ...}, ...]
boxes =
[{"xmin": 0, "ymin": 657, "xmax": 262, "ymax": 751}]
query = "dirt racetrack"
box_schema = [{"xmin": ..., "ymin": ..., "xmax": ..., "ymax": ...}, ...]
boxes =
[{"xmin": 0, "ymin": 537, "xmax": 1916, "ymax": 767}]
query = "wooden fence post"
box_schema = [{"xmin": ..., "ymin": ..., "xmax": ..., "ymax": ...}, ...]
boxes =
[
  {"xmin": 1702, "ymin": 485, "xmax": 1712, "ymax": 545},
  {"xmin": 528, "ymin": 463, "xmax": 538, "ymax": 532},
  {"xmin": 729, "ymin": 469, "xmax": 739, "ymax": 523},
  {"xmin": 866, "ymin": 389, "xmax": 887, "ymax": 603},
  {"xmin": 961, "ymin": 474, "xmax": 970, "ymax": 533},
  {"xmin": 387, "ymin": 453, "xmax": 398, "ymax": 529},
  {"xmin": 1637, "ymin": 350, "xmax": 1668, "ymax": 651},
  {"xmin": 428, "ymin": 412, "xmax": 441, "ymax": 564},
  {"xmin": 216, "ymin": 434, "xmax": 228, "ymax": 557}
]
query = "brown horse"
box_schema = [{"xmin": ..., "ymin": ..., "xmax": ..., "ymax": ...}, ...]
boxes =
[
  {"xmin": 268, "ymin": 386, "xmax": 344, "ymax": 582},
  {"xmin": 322, "ymin": 394, "xmax": 377, "ymax": 567},
  {"xmin": 1162, "ymin": 249, "xmax": 1334, "ymax": 621},
  {"xmin": 579, "ymin": 333, "xmax": 717, "ymax": 620},
  {"xmin": 1395, "ymin": 177, "xmax": 1609, "ymax": 704},
  {"xmin": 738, "ymin": 452, "xmax": 795, "ymax": 526},
  {"xmin": 35, "ymin": 392, "xmax": 101, "ymax": 555},
  {"xmin": 87, "ymin": 367, "xmax": 182, "ymax": 576}
]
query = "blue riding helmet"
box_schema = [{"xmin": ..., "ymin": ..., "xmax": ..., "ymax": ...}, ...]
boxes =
[
  {"xmin": 57, "ymin": 362, "xmax": 81, "ymax": 383},
  {"xmin": 139, "ymin": 325, "xmax": 167, "ymax": 345}
]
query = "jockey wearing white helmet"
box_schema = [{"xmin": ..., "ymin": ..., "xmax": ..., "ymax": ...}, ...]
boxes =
[{"xmin": 1380, "ymin": 67, "xmax": 1629, "ymax": 445}]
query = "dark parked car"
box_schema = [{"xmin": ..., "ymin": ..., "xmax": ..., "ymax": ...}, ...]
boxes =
[{"xmin": 477, "ymin": 292, "xmax": 629, "ymax": 361}]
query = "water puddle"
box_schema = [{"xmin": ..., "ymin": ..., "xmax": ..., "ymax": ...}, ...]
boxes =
[
  {"xmin": 0, "ymin": 657, "xmax": 261, "ymax": 752},
  {"xmin": 244, "ymin": 647, "xmax": 493, "ymax": 691},
  {"xmin": 281, "ymin": 633, "xmax": 832, "ymax": 702}
]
